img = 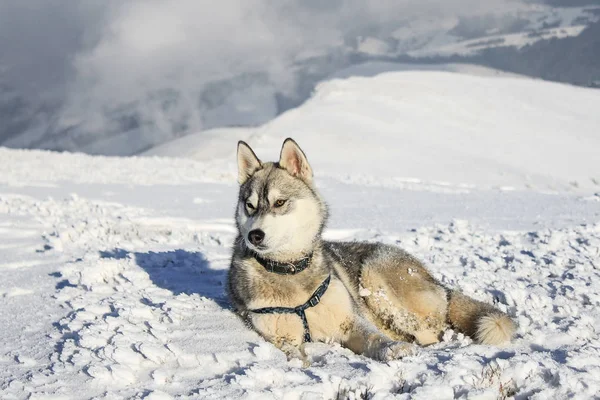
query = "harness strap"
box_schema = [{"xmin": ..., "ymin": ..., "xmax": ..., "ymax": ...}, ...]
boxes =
[{"xmin": 249, "ymin": 275, "xmax": 331, "ymax": 343}]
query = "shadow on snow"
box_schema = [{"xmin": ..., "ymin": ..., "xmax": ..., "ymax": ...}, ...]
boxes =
[{"xmin": 99, "ymin": 248, "xmax": 230, "ymax": 308}]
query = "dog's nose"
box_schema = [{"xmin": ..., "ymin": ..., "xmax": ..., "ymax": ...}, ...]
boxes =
[{"xmin": 248, "ymin": 229, "xmax": 265, "ymax": 246}]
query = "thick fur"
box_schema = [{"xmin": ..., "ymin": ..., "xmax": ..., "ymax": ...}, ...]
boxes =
[{"xmin": 228, "ymin": 139, "xmax": 516, "ymax": 363}]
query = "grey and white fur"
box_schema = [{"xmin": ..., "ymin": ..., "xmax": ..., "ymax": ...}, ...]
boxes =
[{"xmin": 228, "ymin": 138, "xmax": 516, "ymax": 363}]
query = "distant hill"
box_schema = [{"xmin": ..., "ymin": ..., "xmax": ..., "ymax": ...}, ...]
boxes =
[{"xmin": 407, "ymin": 20, "xmax": 600, "ymax": 88}]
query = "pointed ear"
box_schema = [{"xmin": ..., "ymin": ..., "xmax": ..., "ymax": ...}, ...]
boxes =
[
  {"xmin": 237, "ymin": 141, "xmax": 261, "ymax": 184},
  {"xmin": 278, "ymin": 138, "xmax": 313, "ymax": 183}
]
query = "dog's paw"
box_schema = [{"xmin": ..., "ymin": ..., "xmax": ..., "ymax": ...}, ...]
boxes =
[
  {"xmin": 281, "ymin": 343, "xmax": 310, "ymax": 367},
  {"xmin": 375, "ymin": 341, "xmax": 418, "ymax": 361},
  {"xmin": 288, "ymin": 356, "xmax": 311, "ymax": 368}
]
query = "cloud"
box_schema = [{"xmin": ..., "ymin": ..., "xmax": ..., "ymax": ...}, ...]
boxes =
[
  {"xmin": 0, "ymin": 1, "xmax": 110, "ymax": 95},
  {"xmin": 1, "ymin": 0, "xmax": 530, "ymax": 154}
]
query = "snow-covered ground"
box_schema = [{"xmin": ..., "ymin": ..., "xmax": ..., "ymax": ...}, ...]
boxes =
[{"xmin": 2, "ymin": 70, "xmax": 600, "ymax": 399}]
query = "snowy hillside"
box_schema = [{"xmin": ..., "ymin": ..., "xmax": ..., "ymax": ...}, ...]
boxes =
[
  {"xmin": 146, "ymin": 69, "xmax": 600, "ymax": 194},
  {"xmin": 2, "ymin": 70, "xmax": 600, "ymax": 399}
]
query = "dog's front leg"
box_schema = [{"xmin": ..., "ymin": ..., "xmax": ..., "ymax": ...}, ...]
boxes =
[
  {"xmin": 342, "ymin": 317, "xmax": 417, "ymax": 361},
  {"xmin": 275, "ymin": 338, "xmax": 309, "ymax": 367},
  {"xmin": 249, "ymin": 313, "xmax": 310, "ymax": 366}
]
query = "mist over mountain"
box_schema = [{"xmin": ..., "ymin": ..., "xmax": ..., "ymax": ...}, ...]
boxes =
[{"xmin": 0, "ymin": 1, "xmax": 598, "ymax": 155}]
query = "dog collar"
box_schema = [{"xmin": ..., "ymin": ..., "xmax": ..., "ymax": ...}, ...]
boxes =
[
  {"xmin": 249, "ymin": 274, "xmax": 331, "ymax": 342},
  {"xmin": 252, "ymin": 252, "xmax": 312, "ymax": 275}
]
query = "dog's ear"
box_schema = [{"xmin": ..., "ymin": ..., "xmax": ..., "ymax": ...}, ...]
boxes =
[
  {"xmin": 237, "ymin": 141, "xmax": 261, "ymax": 184},
  {"xmin": 279, "ymin": 138, "xmax": 313, "ymax": 183}
]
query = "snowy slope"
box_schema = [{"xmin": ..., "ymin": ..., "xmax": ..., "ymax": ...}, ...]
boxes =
[
  {"xmin": 146, "ymin": 69, "xmax": 600, "ymax": 194},
  {"xmin": 2, "ymin": 71, "xmax": 600, "ymax": 399}
]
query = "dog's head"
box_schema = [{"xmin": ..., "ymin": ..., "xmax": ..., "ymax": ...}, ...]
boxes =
[{"xmin": 235, "ymin": 138, "xmax": 327, "ymax": 259}]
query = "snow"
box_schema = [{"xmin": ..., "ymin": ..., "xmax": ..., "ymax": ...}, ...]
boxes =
[
  {"xmin": 403, "ymin": 6, "xmax": 600, "ymax": 58},
  {"xmin": 2, "ymin": 70, "xmax": 600, "ymax": 399},
  {"xmin": 409, "ymin": 25, "xmax": 589, "ymax": 57},
  {"xmin": 327, "ymin": 62, "xmax": 525, "ymax": 81},
  {"xmin": 146, "ymin": 69, "xmax": 600, "ymax": 194}
]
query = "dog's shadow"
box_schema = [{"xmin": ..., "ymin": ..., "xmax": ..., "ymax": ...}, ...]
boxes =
[{"xmin": 99, "ymin": 248, "xmax": 229, "ymax": 307}]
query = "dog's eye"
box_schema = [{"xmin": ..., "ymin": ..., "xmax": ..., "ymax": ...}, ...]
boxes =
[
  {"xmin": 274, "ymin": 199, "xmax": 286, "ymax": 208},
  {"xmin": 246, "ymin": 202, "xmax": 255, "ymax": 210}
]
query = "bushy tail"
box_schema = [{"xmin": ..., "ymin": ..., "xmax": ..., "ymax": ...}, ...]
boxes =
[{"xmin": 447, "ymin": 291, "xmax": 516, "ymax": 345}]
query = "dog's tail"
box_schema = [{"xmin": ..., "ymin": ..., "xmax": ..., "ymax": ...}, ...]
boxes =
[{"xmin": 446, "ymin": 290, "xmax": 516, "ymax": 345}]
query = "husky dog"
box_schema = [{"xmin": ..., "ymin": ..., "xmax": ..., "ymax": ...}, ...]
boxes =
[{"xmin": 228, "ymin": 138, "xmax": 516, "ymax": 362}]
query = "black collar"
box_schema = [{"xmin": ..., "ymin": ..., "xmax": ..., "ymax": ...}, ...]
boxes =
[{"xmin": 252, "ymin": 252, "xmax": 312, "ymax": 275}]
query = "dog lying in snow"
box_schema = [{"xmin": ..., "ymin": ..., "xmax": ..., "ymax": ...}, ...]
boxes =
[{"xmin": 228, "ymin": 138, "xmax": 516, "ymax": 362}]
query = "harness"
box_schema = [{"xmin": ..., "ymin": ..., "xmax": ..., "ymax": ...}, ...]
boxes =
[{"xmin": 248, "ymin": 252, "xmax": 331, "ymax": 343}]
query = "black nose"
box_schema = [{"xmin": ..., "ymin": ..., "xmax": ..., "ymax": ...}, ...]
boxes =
[{"xmin": 248, "ymin": 229, "xmax": 265, "ymax": 246}]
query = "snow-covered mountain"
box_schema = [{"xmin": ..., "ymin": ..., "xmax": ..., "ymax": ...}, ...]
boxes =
[
  {"xmin": 146, "ymin": 67, "xmax": 600, "ymax": 194},
  {"xmin": 353, "ymin": 5, "xmax": 600, "ymax": 57},
  {"xmin": 1, "ymin": 3, "xmax": 599, "ymax": 156},
  {"xmin": 2, "ymin": 69, "xmax": 600, "ymax": 399}
]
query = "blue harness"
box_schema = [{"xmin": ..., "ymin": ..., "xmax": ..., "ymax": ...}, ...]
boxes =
[{"xmin": 249, "ymin": 274, "xmax": 331, "ymax": 343}]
